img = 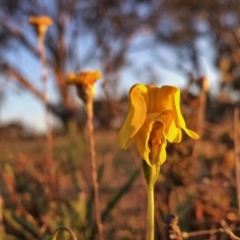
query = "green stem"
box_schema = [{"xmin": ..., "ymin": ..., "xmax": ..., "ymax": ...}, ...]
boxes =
[
  {"xmin": 143, "ymin": 161, "xmax": 160, "ymax": 240},
  {"xmin": 147, "ymin": 184, "xmax": 154, "ymax": 240}
]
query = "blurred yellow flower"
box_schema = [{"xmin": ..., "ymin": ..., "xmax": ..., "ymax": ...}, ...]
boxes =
[
  {"xmin": 67, "ymin": 71, "xmax": 102, "ymax": 86},
  {"xmin": 29, "ymin": 16, "xmax": 53, "ymax": 39},
  {"xmin": 118, "ymin": 84, "xmax": 199, "ymax": 167},
  {"xmin": 67, "ymin": 70, "xmax": 102, "ymax": 102}
]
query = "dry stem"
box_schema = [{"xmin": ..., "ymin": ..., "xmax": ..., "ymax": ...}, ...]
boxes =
[
  {"xmin": 192, "ymin": 80, "xmax": 207, "ymax": 157},
  {"xmin": 234, "ymin": 107, "xmax": 240, "ymax": 217},
  {"xmin": 164, "ymin": 214, "xmax": 182, "ymax": 240},
  {"xmin": 52, "ymin": 225, "xmax": 78, "ymax": 240},
  {"xmin": 0, "ymin": 195, "xmax": 5, "ymax": 240},
  {"xmin": 220, "ymin": 219, "xmax": 240, "ymax": 240},
  {"xmin": 175, "ymin": 220, "xmax": 240, "ymax": 239}
]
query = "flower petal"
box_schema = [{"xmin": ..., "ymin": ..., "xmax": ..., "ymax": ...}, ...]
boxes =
[
  {"xmin": 134, "ymin": 113, "xmax": 161, "ymax": 166},
  {"xmin": 171, "ymin": 89, "xmax": 199, "ymax": 139},
  {"xmin": 156, "ymin": 134, "xmax": 167, "ymax": 164},
  {"xmin": 157, "ymin": 110, "xmax": 173, "ymax": 134},
  {"xmin": 166, "ymin": 120, "xmax": 179, "ymax": 143},
  {"xmin": 148, "ymin": 117, "xmax": 169, "ymax": 165},
  {"xmin": 174, "ymin": 129, "xmax": 182, "ymax": 143},
  {"xmin": 134, "ymin": 120, "xmax": 152, "ymax": 166},
  {"xmin": 184, "ymin": 128, "xmax": 199, "ymax": 139},
  {"xmin": 145, "ymin": 85, "xmax": 159, "ymax": 113},
  {"xmin": 118, "ymin": 84, "xmax": 148, "ymax": 149},
  {"xmin": 171, "ymin": 88, "xmax": 187, "ymax": 128},
  {"xmin": 154, "ymin": 85, "xmax": 178, "ymax": 113}
]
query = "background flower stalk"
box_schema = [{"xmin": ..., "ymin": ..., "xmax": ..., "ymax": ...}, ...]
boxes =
[
  {"xmin": 29, "ymin": 16, "xmax": 55, "ymax": 194},
  {"xmin": 67, "ymin": 70, "xmax": 104, "ymax": 240}
]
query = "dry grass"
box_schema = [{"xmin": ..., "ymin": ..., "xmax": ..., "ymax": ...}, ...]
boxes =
[{"xmin": 1, "ymin": 111, "xmax": 240, "ymax": 240}]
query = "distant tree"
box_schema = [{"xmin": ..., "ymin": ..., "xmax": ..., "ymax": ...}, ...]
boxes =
[
  {"xmin": 161, "ymin": 0, "xmax": 240, "ymax": 100},
  {"xmin": 1, "ymin": 0, "xmax": 239, "ymax": 127},
  {"xmin": 0, "ymin": 0, "xmax": 166, "ymax": 127}
]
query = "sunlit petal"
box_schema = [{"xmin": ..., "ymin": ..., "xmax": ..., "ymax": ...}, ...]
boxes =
[
  {"xmin": 184, "ymin": 128, "xmax": 199, "ymax": 139},
  {"xmin": 171, "ymin": 88, "xmax": 187, "ymax": 128},
  {"xmin": 145, "ymin": 85, "xmax": 159, "ymax": 113},
  {"xmin": 154, "ymin": 85, "xmax": 178, "ymax": 113},
  {"xmin": 156, "ymin": 135, "xmax": 167, "ymax": 164},
  {"xmin": 171, "ymin": 89, "xmax": 199, "ymax": 139},
  {"xmin": 134, "ymin": 120, "xmax": 153, "ymax": 166},
  {"xmin": 174, "ymin": 129, "xmax": 182, "ymax": 143},
  {"xmin": 166, "ymin": 120, "xmax": 179, "ymax": 143},
  {"xmin": 118, "ymin": 84, "xmax": 148, "ymax": 149}
]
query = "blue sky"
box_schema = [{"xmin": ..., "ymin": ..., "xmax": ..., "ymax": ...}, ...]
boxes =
[{"xmin": 0, "ymin": 31, "xmax": 219, "ymax": 133}]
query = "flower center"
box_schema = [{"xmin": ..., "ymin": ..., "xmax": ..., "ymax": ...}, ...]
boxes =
[{"xmin": 148, "ymin": 121, "xmax": 163, "ymax": 151}]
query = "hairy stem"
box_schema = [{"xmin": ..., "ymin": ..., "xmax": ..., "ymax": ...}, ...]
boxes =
[{"xmin": 86, "ymin": 97, "xmax": 104, "ymax": 240}]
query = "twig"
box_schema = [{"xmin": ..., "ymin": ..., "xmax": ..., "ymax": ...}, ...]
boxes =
[
  {"xmin": 164, "ymin": 214, "xmax": 182, "ymax": 240},
  {"xmin": 220, "ymin": 219, "xmax": 240, "ymax": 240},
  {"xmin": 182, "ymin": 228, "xmax": 220, "ymax": 238},
  {"xmin": 52, "ymin": 225, "xmax": 78, "ymax": 240},
  {"xmin": 181, "ymin": 222, "xmax": 240, "ymax": 239}
]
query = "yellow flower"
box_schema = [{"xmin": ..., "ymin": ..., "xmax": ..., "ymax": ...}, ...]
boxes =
[
  {"xmin": 67, "ymin": 71, "xmax": 102, "ymax": 86},
  {"xmin": 29, "ymin": 16, "xmax": 53, "ymax": 39},
  {"xmin": 118, "ymin": 84, "xmax": 199, "ymax": 167},
  {"xmin": 67, "ymin": 70, "xmax": 102, "ymax": 102}
]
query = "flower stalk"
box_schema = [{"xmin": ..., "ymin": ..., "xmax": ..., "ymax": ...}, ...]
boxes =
[
  {"xmin": 147, "ymin": 182, "xmax": 155, "ymax": 240},
  {"xmin": 38, "ymin": 27, "xmax": 54, "ymax": 169},
  {"xmin": 86, "ymin": 92, "xmax": 104, "ymax": 240},
  {"xmin": 67, "ymin": 70, "xmax": 104, "ymax": 240},
  {"xmin": 143, "ymin": 160, "xmax": 160, "ymax": 240},
  {"xmin": 119, "ymin": 83, "xmax": 199, "ymax": 240},
  {"xmin": 29, "ymin": 16, "xmax": 54, "ymax": 191}
]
